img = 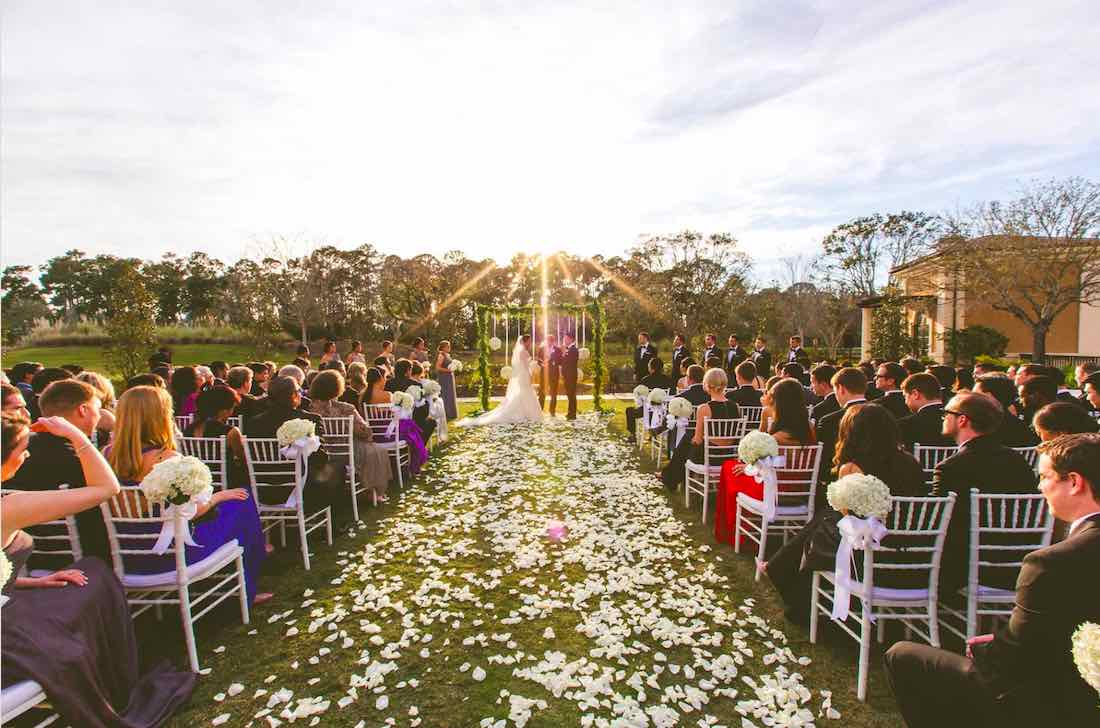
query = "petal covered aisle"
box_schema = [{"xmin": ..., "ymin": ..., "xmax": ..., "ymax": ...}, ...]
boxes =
[{"xmin": 177, "ymin": 415, "xmax": 853, "ymax": 727}]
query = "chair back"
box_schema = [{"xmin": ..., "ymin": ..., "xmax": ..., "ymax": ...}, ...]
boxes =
[
  {"xmin": 1011, "ymin": 446, "xmax": 1039, "ymax": 471},
  {"xmin": 0, "ymin": 485, "xmax": 83, "ymax": 568},
  {"xmin": 320, "ymin": 416, "xmax": 355, "ymax": 461},
  {"xmin": 174, "ymin": 414, "xmax": 194, "ymax": 432},
  {"xmin": 702, "ymin": 418, "xmax": 745, "ymax": 466},
  {"xmin": 226, "ymin": 415, "xmax": 243, "ymax": 430},
  {"xmin": 242, "ymin": 437, "xmax": 304, "ymax": 506},
  {"xmin": 775, "ymin": 444, "xmax": 824, "ymax": 514},
  {"xmin": 177, "ymin": 436, "xmax": 229, "ymax": 490},
  {"xmin": 99, "ymin": 484, "xmax": 188, "ymax": 579},
  {"xmin": 861, "ymin": 494, "xmax": 956, "ymax": 595},
  {"xmin": 362, "ymin": 404, "xmax": 399, "ymax": 440},
  {"xmin": 968, "ymin": 488, "xmax": 1053, "ymax": 589},
  {"xmin": 740, "ymin": 406, "xmax": 764, "ymax": 427},
  {"xmin": 913, "ymin": 444, "xmax": 959, "ymax": 485}
]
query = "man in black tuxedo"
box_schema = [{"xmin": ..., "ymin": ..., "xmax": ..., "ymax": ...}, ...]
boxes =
[
  {"xmin": 625, "ymin": 357, "xmax": 674, "ymax": 437},
  {"xmin": 228, "ymin": 366, "xmax": 268, "ymax": 423},
  {"xmin": 885, "ymin": 433, "xmax": 1100, "ymax": 727},
  {"xmin": 633, "ymin": 332, "xmax": 657, "ymax": 384},
  {"xmin": 670, "ymin": 334, "xmax": 691, "ymax": 384},
  {"xmin": 932, "ymin": 392, "xmax": 1037, "ymax": 593},
  {"xmin": 897, "ymin": 373, "xmax": 952, "ymax": 450},
  {"xmin": 384, "ymin": 359, "xmax": 436, "ymax": 440},
  {"xmin": 973, "ymin": 374, "xmax": 1039, "ymax": 447},
  {"xmin": 537, "ymin": 335, "xmax": 563, "ymax": 415},
  {"xmin": 1083, "ymin": 373, "xmax": 1100, "ymax": 413},
  {"xmin": 724, "ymin": 334, "xmax": 747, "ymax": 381},
  {"xmin": 928, "ymin": 364, "xmax": 956, "ymax": 404},
  {"xmin": 815, "ymin": 367, "xmax": 869, "ymax": 490},
  {"xmin": 750, "ymin": 337, "xmax": 771, "ymax": 382},
  {"xmin": 786, "ymin": 335, "xmax": 809, "ymax": 366},
  {"xmin": 873, "ymin": 361, "xmax": 911, "ymax": 420},
  {"xmin": 701, "ymin": 333, "xmax": 721, "ymax": 367},
  {"xmin": 1074, "ymin": 362, "xmax": 1099, "ymax": 410},
  {"xmin": 727, "ymin": 361, "xmax": 762, "ymax": 408},
  {"xmin": 677, "ymin": 365, "xmax": 710, "ymax": 406},
  {"xmin": 561, "ymin": 333, "xmax": 580, "ymax": 420},
  {"xmin": 1017, "ymin": 376, "xmax": 1056, "ymax": 432},
  {"xmin": 809, "ymin": 364, "xmax": 839, "ymax": 422},
  {"xmin": 860, "ymin": 362, "xmax": 882, "ymax": 402}
]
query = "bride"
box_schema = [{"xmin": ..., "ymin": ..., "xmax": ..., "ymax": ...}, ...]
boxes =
[{"xmin": 458, "ymin": 335, "xmax": 543, "ymax": 427}]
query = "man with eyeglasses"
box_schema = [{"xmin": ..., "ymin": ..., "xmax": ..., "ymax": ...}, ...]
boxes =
[{"xmin": 873, "ymin": 361, "xmax": 911, "ymax": 420}]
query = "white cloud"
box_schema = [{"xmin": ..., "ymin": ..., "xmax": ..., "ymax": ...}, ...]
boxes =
[{"xmin": 2, "ymin": 0, "xmax": 1098, "ymax": 278}]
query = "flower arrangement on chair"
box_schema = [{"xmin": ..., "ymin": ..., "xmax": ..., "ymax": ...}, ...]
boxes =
[
  {"xmin": 826, "ymin": 472, "xmax": 893, "ymax": 621},
  {"xmin": 139, "ymin": 454, "xmax": 215, "ymax": 554}
]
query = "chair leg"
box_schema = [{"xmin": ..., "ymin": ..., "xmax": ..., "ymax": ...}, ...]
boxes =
[
  {"xmin": 877, "ymin": 615, "xmax": 886, "ymax": 643},
  {"xmin": 965, "ymin": 592, "xmax": 977, "ymax": 642},
  {"xmin": 684, "ymin": 472, "xmax": 691, "ymax": 508},
  {"xmin": 809, "ymin": 572, "xmax": 821, "ymax": 643},
  {"xmin": 857, "ymin": 606, "xmax": 872, "ymax": 702},
  {"xmin": 929, "ymin": 600, "xmax": 941, "ymax": 648},
  {"xmin": 179, "ymin": 585, "xmax": 200, "ymax": 673},
  {"xmin": 325, "ymin": 507, "xmax": 333, "ymax": 545},
  {"xmin": 280, "ymin": 519, "xmax": 287, "ymax": 548},
  {"xmin": 349, "ymin": 470, "xmax": 360, "ymax": 523},
  {"xmin": 734, "ymin": 502, "xmax": 742, "ymax": 551},
  {"xmin": 754, "ymin": 517, "xmax": 769, "ymax": 583},
  {"xmin": 236, "ymin": 554, "xmax": 250, "ymax": 625},
  {"xmin": 395, "ymin": 453, "xmax": 404, "ymax": 489},
  {"xmin": 298, "ymin": 511, "xmax": 311, "ymax": 571},
  {"xmin": 701, "ymin": 477, "xmax": 709, "ymax": 524}
]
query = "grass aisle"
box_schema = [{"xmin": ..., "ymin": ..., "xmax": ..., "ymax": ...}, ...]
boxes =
[{"xmin": 167, "ymin": 410, "xmax": 902, "ymax": 727}]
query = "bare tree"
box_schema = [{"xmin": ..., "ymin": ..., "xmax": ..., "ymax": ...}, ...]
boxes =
[
  {"xmin": 939, "ymin": 177, "xmax": 1100, "ymax": 362},
  {"xmin": 819, "ymin": 211, "xmax": 943, "ymax": 296}
]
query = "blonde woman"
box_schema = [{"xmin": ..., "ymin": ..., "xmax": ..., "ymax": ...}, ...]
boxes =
[{"xmin": 107, "ymin": 386, "xmax": 270, "ymax": 604}]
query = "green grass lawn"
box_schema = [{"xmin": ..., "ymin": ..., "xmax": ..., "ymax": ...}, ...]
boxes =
[
  {"xmin": 44, "ymin": 399, "xmax": 903, "ymax": 728},
  {"xmin": 1, "ymin": 344, "xmax": 259, "ymax": 374}
]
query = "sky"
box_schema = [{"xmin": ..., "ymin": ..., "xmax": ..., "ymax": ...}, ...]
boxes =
[{"xmin": 3, "ymin": 0, "xmax": 1099, "ymax": 284}]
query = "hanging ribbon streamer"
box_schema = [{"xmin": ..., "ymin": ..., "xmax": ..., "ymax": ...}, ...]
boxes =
[
  {"xmin": 831, "ymin": 515, "xmax": 888, "ymax": 622},
  {"xmin": 647, "ymin": 404, "xmax": 666, "ymax": 430},
  {"xmin": 385, "ymin": 405, "xmax": 414, "ymax": 438},
  {"xmin": 665, "ymin": 414, "xmax": 690, "ymax": 447},
  {"xmin": 504, "ymin": 313, "xmax": 509, "ymax": 363},
  {"xmin": 742, "ymin": 454, "xmax": 786, "ymax": 520},
  {"xmin": 151, "ymin": 495, "xmax": 211, "ymax": 555},
  {"xmin": 279, "ymin": 434, "xmax": 321, "ymax": 509},
  {"xmin": 429, "ymin": 396, "xmax": 448, "ymax": 442}
]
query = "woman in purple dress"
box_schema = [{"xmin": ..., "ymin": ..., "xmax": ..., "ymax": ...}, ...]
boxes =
[
  {"xmin": 1, "ymin": 411, "xmax": 196, "ymax": 725},
  {"xmin": 363, "ymin": 367, "xmax": 428, "ymax": 474}
]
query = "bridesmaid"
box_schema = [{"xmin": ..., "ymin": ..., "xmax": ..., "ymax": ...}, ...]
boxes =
[
  {"xmin": 410, "ymin": 337, "xmax": 430, "ymax": 366},
  {"xmin": 435, "ymin": 340, "xmax": 459, "ymax": 420},
  {"xmin": 345, "ymin": 340, "xmax": 366, "ymax": 366}
]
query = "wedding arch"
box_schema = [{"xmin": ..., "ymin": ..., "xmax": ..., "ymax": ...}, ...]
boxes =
[{"xmin": 473, "ymin": 301, "xmax": 607, "ymax": 412}]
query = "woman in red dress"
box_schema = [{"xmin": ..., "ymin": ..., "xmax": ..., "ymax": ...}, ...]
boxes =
[{"xmin": 714, "ymin": 378, "xmax": 816, "ymax": 544}]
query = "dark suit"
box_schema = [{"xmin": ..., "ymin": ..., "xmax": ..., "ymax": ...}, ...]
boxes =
[
  {"xmin": 993, "ymin": 413, "xmax": 1040, "ymax": 448},
  {"xmin": 931, "ymin": 436, "xmax": 1038, "ymax": 592},
  {"xmin": 786, "ymin": 346, "xmax": 808, "ymax": 364},
  {"xmin": 810, "ymin": 393, "xmax": 839, "ymax": 423},
  {"xmin": 724, "ymin": 346, "xmax": 747, "ymax": 380},
  {"xmin": 243, "ymin": 404, "xmax": 323, "ymax": 439},
  {"xmin": 727, "ymin": 385, "xmax": 762, "ymax": 409},
  {"xmin": 538, "ymin": 345, "xmax": 563, "ymax": 414},
  {"xmin": 235, "ymin": 391, "xmax": 269, "ymax": 424},
  {"xmin": 751, "ymin": 348, "xmax": 772, "ymax": 379},
  {"xmin": 701, "ymin": 346, "xmax": 722, "ymax": 366},
  {"xmin": 679, "ymin": 383, "xmax": 710, "ymax": 407},
  {"xmin": 876, "ymin": 390, "xmax": 910, "ymax": 420},
  {"xmin": 885, "ymin": 515, "xmax": 1100, "ymax": 727},
  {"xmin": 634, "ymin": 343, "xmax": 657, "ymax": 383},
  {"xmin": 561, "ymin": 344, "xmax": 579, "ymax": 419},
  {"xmin": 897, "ymin": 403, "xmax": 952, "ymax": 450},
  {"xmin": 670, "ymin": 346, "xmax": 691, "ymax": 381},
  {"xmin": 814, "ymin": 399, "xmax": 867, "ymax": 504}
]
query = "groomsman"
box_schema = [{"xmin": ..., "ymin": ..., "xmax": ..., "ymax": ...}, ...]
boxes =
[
  {"xmin": 724, "ymin": 334, "xmax": 748, "ymax": 379},
  {"xmin": 701, "ymin": 334, "xmax": 722, "ymax": 367},
  {"xmin": 670, "ymin": 334, "xmax": 691, "ymax": 383},
  {"xmin": 633, "ymin": 332, "xmax": 657, "ymax": 383},
  {"xmin": 786, "ymin": 335, "xmax": 809, "ymax": 365},
  {"xmin": 751, "ymin": 337, "xmax": 772, "ymax": 381}
]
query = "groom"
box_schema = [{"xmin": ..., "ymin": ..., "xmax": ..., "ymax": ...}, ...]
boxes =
[
  {"xmin": 538, "ymin": 334, "xmax": 563, "ymax": 415},
  {"xmin": 561, "ymin": 333, "xmax": 579, "ymax": 420}
]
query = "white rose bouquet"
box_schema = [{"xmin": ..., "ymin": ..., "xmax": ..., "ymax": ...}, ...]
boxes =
[
  {"xmin": 448, "ymin": 359, "xmax": 463, "ymax": 373},
  {"xmin": 647, "ymin": 388, "xmax": 668, "ymax": 405},
  {"xmin": 391, "ymin": 391, "xmax": 414, "ymax": 412},
  {"xmin": 1072, "ymin": 622, "xmax": 1100, "ymax": 696},
  {"xmin": 140, "ymin": 455, "xmax": 214, "ymax": 507},
  {"xmin": 632, "ymin": 384, "xmax": 650, "ymax": 401},
  {"xmin": 421, "ymin": 380, "xmax": 441, "ymax": 399},
  {"xmin": 406, "ymin": 384, "xmax": 423, "ymax": 404},
  {"xmin": 666, "ymin": 396, "xmax": 693, "ymax": 419},
  {"xmin": 500, "ymin": 365, "xmax": 513, "ymax": 380},
  {"xmin": 738, "ymin": 430, "xmax": 779, "ymax": 465},
  {"xmin": 578, "ymin": 347, "xmax": 590, "ymax": 360},
  {"xmin": 276, "ymin": 418, "xmax": 316, "ymax": 448},
  {"xmin": 489, "ymin": 336, "xmax": 502, "ymax": 351},
  {"xmin": 827, "ymin": 473, "xmax": 892, "ymax": 521}
]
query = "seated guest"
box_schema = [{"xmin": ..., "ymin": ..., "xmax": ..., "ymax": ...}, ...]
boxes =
[
  {"xmin": 384, "ymin": 359, "xmax": 436, "ymax": 441},
  {"xmin": 6, "ymin": 379, "xmax": 112, "ymax": 562},
  {"xmin": 675, "ymin": 357, "xmax": 698, "ymax": 393},
  {"xmin": 815, "ymin": 367, "xmax": 869, "ymax": 491},
  {"xmin": 363, "ymin": 367, "xmax": 428, "ymax": 474},
  {"xmin": 194, "ymin": 365, "xmax": 215, "ymax": 392},
  {"xmin": 278, "ymin": 364, "xmax": 311, "ymax": 408},
  {"xmin": 307, "ymin": 370, "xmax": 391, "ymax": 503},
  {"xmin": 1031, "ymin": 401, "xmax": 1099, "ymax": 441},
  {"xmin": 1018, "ymin": 376, "xmax": 1057, "ymax": 430},
  {"xmin": 900, "ymin": 356, "xmax": 924, "ymax": 378},
  {"xmin": 873, "ymin": 362, "xmax": 910, "ymax": 419},
  {"xmin": 859, "ymin": 362, "xmax": 882, "ymax": 401},
  {"xmin": 319, "ymin": 357, "xmax": 347, "ymax": 376},
  {"xmin": 2, "ymin": 382, "xmax": 29, "ymax": 417},
  {"xmin": 781, "ymin": 362, "xmax": 816, "ymax": 403},
  {"xmin": 372, "ymin": 355, "xmax": 393, "ymax": 379},
  {"xmin": 973, "ymin": 360, "xmax": 1005, "ymax": 377},
  {"xmin": 151, "ymin": 364, "xmax": 172, "ymax": 384},
  {"xmin": 727, "ymin": 360, "xmax": 762, "ymax": 408},
  {"xmin": 247, "ymin": 361, "xmax": 270, "ymax": 397},
  {"xmin": 1083, "ymin": 372, "xmax": 1100, "ymax": 412},
  {"xmin": 974, "ymin": 373, "xmax": 1040, "ymax": 447},
  {"xmin": 243, "ymin": 375, "xmax": 322, "ymax": 437},
  {"xmin": 10, "ymin": 361, "xmax": 43, "ymax": 410},
  {"xmin": 677, "ymin": 365, "xmax": 710, "ymax": 407},
  {"xmin": 933, "ymin": 392, "xmax": 1038, "ymax": 593},
  {"xmin": 75, "ymin": 370, "xmax": 117, "ymax": 444},
  {"xmin": 809, "ymin": 364, "xmax": 838, "ymax": 422},
  {"xmin": 29, "ymin": 367, "xmax": 72, "ymax": 420},
  {"xmin": 927, "ymin": 364, "xmax": 957, "ymax": 404},
  {"xmin": 885, "ymin": 434, "xmax": 1100, "ymax": 726},
  {"xmin": 625, "ymin": 357, "xmax": 674, "ymax": 437},
  {"xmin": 169, "ymin": 365, "xmax": 200, "ymax": 416},
  {"xmin": 714, "ymin": 378, "xmax": 816, "ymax": 544},
  {"xmin": 341, "ymin": 362, "xmax": 369, "ymax": 407},
  {"xmin": 109, "ymin": 386, "xmax": 269, "ymax": 604},
  {"xmin": 1, "ymin": 411, "xmax": 197, "ymax": 725},
  {"xmin": 660, "ymin": 368, "xmax": 739, "ymax": 490},
  {"xmin": 291, "ymin": 356, "xmax": 311, "ymax": 375},
  {"xmin": 209, "ymin": 360, "xmax": 229, "ymax": 385},
  {"xmin": 763, "ymin": 403, "xmax": 926, "ymax": 622},
  {"xmin": 897, "ymin": 372, "xmax": 953, "ymax": 449},
  {"xmin": 183, "ymin": 385, "xmax": 248, "ymax": 485},
  {"xmin": 954, "ymin": 366, "xmax": 975, "ymax": 392},
  {"xmin": 227, "ymin": 365, "xmax": 268, "ymax": 422}
]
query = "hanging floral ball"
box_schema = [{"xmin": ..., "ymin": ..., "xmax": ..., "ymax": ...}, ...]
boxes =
[
  {"xmin": 578, "ymin": 347, "xmax": 591, "ymax": 360},
  {"xmin": 488, "ymin": 336, "xmax": 502, "ymax": 351},
  {"xmin": 500, "ymin": 365, "xmax": 513, "ymax": 380}
]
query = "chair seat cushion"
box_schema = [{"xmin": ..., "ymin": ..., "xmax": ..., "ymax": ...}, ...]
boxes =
[
  {"xmin": 736, "ymin": 494, "xmax": 809, "ymax": 517},
  {"xmin": 685, "ymin": 460, "xmax": 723, "ymax": 474},
  {"xmin": 121, "ymin": 540, "xmax": 242, "ymax": 589},
  {"xmin": 820, "ymin": 571, "xmax": 931, "ymax": 602},
  {"xmin": 0, "ymin": 680, "xmax": 47, "ymax": 717},
  {"xmin": 958, "ymin": 584, "xmax": 1016, "ymax": 600},
  {"xmin": 375, "ymin": 440, "xmax": 407, "ymax": 450}
]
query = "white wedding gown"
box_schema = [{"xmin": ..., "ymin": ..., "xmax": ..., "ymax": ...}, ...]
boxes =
[{"xmin": 458, "ymin": 342, "xmax": 543, "ymax": 427}]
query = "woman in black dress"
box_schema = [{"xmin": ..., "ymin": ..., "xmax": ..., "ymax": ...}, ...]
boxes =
[
  {"xmin": 1, "ymin": 411, "xmax": 196, "ymax": 727},
  {"xmin": 661, "ymin": 367, "xmax": 741, "ymax": 490},
  {"xmin": 762, "ymin": 403, "xmax": 926, "ymax": 624}
]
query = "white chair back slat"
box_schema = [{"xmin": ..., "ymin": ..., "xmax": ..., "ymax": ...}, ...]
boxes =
[
  {"xmin": 702, "ymin": 418, "xmax": 745, "ymax": 466},
  {"xmin": 741, "ymin": 406, "xmax": 764, "ymax": 427},
  {"xmin": 99, "ymin": 485, "xmax": 189, "ymax": 579},
  {"xmin": 177, "ymin": 436, "xmax": 229, "ymax": 490},
  {"xmin": 226, "ymin": 415, "xmax": 243, "ymax": 430},
  {"xmin": 174, "ymin": 414, "xmax": 194, "ymax": 432},
  {"xmin": 913, "ymin": 444, "xmax": 959, "ymax": 484},
  {"xmin": 775, "ymin": 444, "xmax": 824, "ymax": 513},
  {"xmin": 362, "ymin": 404, "xmax": 399, "ymax": 439},
  {"xmin": 242, "ymin": 437, "xmax": 303, "ymax": 505},
  {"xmin": 1011, "ymin": 446, "xmax": 1039, "ymax": 471}
]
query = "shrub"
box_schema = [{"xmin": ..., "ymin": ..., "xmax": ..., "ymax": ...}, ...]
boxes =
[{"xmin": 941, "ymin": 325, "xmax": 1009, "ymax": 363}]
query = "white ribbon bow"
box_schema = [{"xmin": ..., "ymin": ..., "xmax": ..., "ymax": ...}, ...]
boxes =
[
  {"xmin": 151, "ymin": 491, "xmax": 212, "ymax": 555},
  {"xmin": 831, "ymin": 514, "xmax": 888, "ymax": 622},
  {"xmin": 385, "ymin": 406, "xmax": 414, "ymax": 438},
  {"xmin": 647, "ymin": 406, "xmax": 665, "ymax": 431},
  {"xmin": 665, "ymin": 414, "xmax": 690, "ymax": 447},
  {"xmin": 743, "ymin": 454, "xmax": 785, "ymax": 520},
  {"xmin": 279, "ymin": 434, "xmax": 321, "ymax": 508},
  {"xmin": 634, "ymin": 394, "xmax": 646, "ymax": 409},
  {"xmin": 429, "ymin": 396, "xmax": 448, "ymax": 442}
]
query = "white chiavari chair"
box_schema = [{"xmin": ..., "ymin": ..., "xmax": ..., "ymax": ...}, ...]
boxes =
[
  {"xmin": 319, "ymin": 416, "xmax": 371, "ymax": 521},
  {"xmin": 913, "ymin": 444, "xmax": 959, "ymax": 486},
  {"xmin": 684, "ymin": 418, "xmax": 746, "ymax": 520},
  {"xmin": 177, "ymin": 436, "xmax": 229, "ymax": 491},
  {"xmin": 363, "ymin": 404, "xmax": 410, "ymax": 489}
]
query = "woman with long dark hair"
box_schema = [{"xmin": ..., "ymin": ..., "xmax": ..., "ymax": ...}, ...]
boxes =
[{"xmin": 169, "ymin": 365, "xmax": 200, "ymax": 416}]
